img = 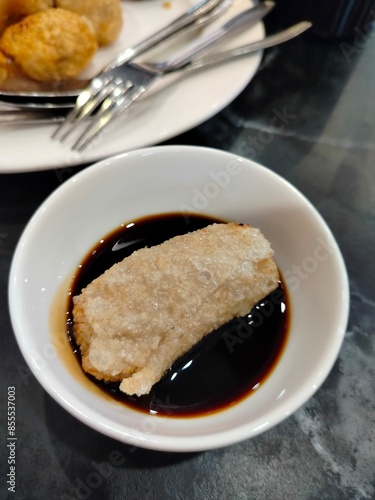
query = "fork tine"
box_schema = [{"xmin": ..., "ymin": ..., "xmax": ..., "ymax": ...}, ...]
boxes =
[
  {"xmin": 72, "ymin": 84, "xmax": 146, "ymax": 152},
  {"xmin": 52, "ymin": 77, "xmax": 116, "ymax": 141},
  {"xmin": 57, "ymin": 2, "xmax": 274, "ymax": 151},
  {"xmin": 51, "ymin": 0, "xmax": 224, "ymax": 142},
  {"xmin": 51, "ymin": 81, "xmax": 98, "ymax": 139}
]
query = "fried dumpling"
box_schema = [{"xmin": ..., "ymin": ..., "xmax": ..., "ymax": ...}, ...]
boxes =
[{"xmin": 0, "ymin": 8, "xmax": 97, "ymax": 81}]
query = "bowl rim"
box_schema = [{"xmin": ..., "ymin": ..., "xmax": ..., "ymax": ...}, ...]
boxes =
[{"xmin": 8, "ymin": 145, "xmax": 350, "ymax": 452}]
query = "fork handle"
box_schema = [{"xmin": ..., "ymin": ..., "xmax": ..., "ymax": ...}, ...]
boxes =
[
  {"xmin": 187, "ymin": 21, "xmax": 312, "ymax": 71},
  {"xmin": 159, "ymin": 1, "xmax": 275, "ymax": 71},
  {"xmin": 105, "ymin": 0, "xmax": 223, "ymax": 69}
]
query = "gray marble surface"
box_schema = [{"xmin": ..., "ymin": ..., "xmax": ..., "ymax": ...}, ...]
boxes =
[{"xmin": 1, "ymin": 11, "xmax": 374, "ymax": 500}]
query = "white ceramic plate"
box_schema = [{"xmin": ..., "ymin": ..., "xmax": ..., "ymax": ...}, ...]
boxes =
[
  {"xmin": 8, "ymin": 146, "xmax": 350, "ymax": 452},
  {"xmin": 0, "ymin": 0, "xmax": 264, "ymax": 173}
]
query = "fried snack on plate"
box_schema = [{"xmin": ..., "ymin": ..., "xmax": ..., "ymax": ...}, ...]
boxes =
[
  {"xmin": 0, "ymin": 50, "xmax": 7, "ymax": 83},
  {"xmin": 0, "ymin": 0, "xmax": 9, "ymax": 34},
  {"xmin": 0, "ymin": 0, "xmax": 53, "ymax": 33},
  {"xmin": 73, "ymin": 223, "xmax": 279, "ymax": 397},
  {"xmin": 0, "ymin": 8, "xmax": 98, "ymax": 81},
  {"xmin": 7, "ymin": 0, "xmax": 53, "ymax": 18},
  {"xmin": 57, "ymin": 0, "xmax": 123, "ymax": 46},
  {"xmin": 0, "ymin": 49, "xmax": 21, "ymax": 83}
]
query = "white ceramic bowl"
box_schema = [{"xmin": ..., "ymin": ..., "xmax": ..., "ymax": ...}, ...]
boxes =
[{"xmin": 8, "ymin": 146, "xmax": 349, "ymax": 452}]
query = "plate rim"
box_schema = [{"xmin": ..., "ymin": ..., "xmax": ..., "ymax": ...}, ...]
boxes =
[{"xmin": 0, "ymin": 0, "xmax": 265, "ymax": 173}]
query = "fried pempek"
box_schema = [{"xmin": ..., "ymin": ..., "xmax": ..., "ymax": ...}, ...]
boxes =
[{"xmin": 73, "ymin": 223, "xmax": 279, "ymax": 397}]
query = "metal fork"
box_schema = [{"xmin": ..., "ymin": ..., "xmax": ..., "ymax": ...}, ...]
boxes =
[
  {"xmin": 45, "ymin": 0, "xmax": 235, "ymax": 128},
  {"xmin": 0, "ymin": 0, "xmax": 226, "ymax": 100},
  {"xmin": 1, "ymin": 22, "xmax": 312, "ymax": 128},
  {"xmin": 53, "ymin": 2, "xmax": 274, "ymax": 151}
]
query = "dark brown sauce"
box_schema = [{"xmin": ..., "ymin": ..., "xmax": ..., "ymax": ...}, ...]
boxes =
[{"xmin": 67, "ymin": 213, "xmax": 290, "ymax": 417}]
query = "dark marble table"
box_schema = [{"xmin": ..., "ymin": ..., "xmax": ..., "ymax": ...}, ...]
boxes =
[{"xmin": 1, "ymin": 11, "xmax": 374, "ymax": 500}]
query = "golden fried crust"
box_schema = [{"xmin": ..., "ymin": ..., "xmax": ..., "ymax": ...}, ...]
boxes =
[
  {"xmin": 73, "ymin": 223, "xmax": 279, "ymax": 396},
  {"xmin": 0, "ymin": 49, "xmax": 7, "ymax": 82},
  {"xmin": 57, "ymin": 0, "xmax": 123, "ymax": 46},
  {"xmin": 0, "ymin": 0, "xmax": 9, "ymax": 34},
  {"xmin": 8, "ymin": 0, "xmax": 53, "ymax": 17},
  {"xmin": 0, "ymin": 48, "xmax": 24, "ymax": 82},
  {"xmin": 1, "ymin": 0, "xmax": 53, "ymax": 34},
  {"xmin": 0, "ymin": 8, "xmax": 98, "ymax": 81}
]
